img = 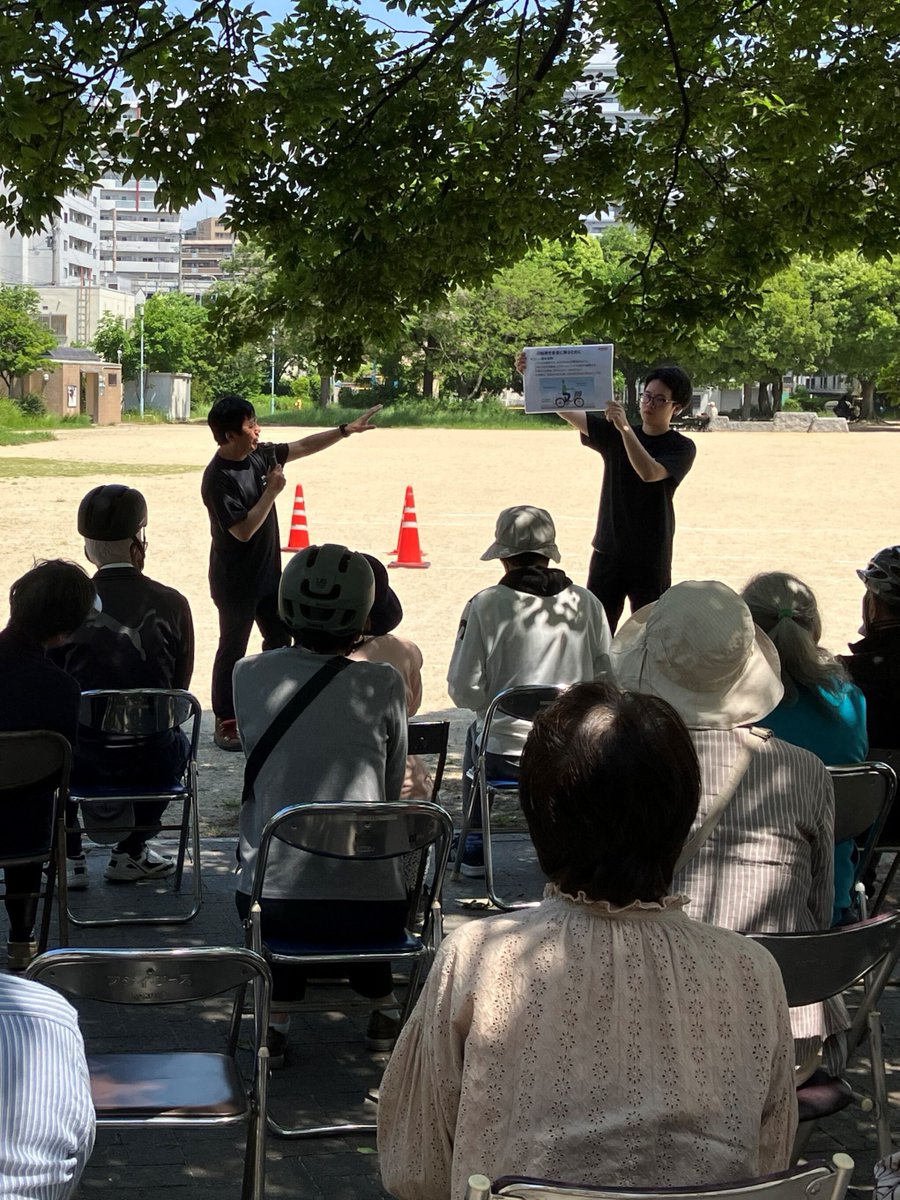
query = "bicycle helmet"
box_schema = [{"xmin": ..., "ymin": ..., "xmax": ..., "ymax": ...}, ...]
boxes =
[
  {"xmin": 857, "ymin": 547, "xmax": 900, "ymax": 606},
  {"xmin": 279, "ymin": 544, "xmax": 375, "ymax": 635},
  {"xmin": 78, "ymin": 485, "xmax": 148, "ymax": 540}
]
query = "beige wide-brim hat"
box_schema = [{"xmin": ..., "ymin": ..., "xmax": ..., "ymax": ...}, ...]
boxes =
[{"xmin": 610, "ymin": 579, "xmax": 784, "ymax": 729}]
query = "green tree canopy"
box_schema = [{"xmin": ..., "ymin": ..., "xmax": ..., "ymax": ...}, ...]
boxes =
[
  {"xmin": 0, "ymin": 285, "xmax": 56, "ymax": 392},
  {"xmin": 4, "ymin": 2, "xmax": 899, "ymax": 363}
]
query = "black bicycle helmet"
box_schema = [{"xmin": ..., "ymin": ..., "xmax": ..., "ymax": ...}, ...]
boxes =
[
  {"xmin": 857, "ymin": 547, "xmax": 900, "ymax": 606},
  {"xmin": 279, "ymin": 544, "xmax": 375, "ymax": 635},
  {"xmin": 77, "ymin": 485, "xmax": 148, "ymax": 540}
]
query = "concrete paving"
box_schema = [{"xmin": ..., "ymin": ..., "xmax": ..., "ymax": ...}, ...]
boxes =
[{"xmin": 9, "ymin": 828, "xmax": 900, "ymax": 1198}]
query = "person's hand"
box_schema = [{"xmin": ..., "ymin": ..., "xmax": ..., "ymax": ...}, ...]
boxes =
[
  {"xmin": 344, "ymin": 404, "xmax": 383, "ymax": 434},
  {"xmin": 605, "ymin": 400, "xmax": 630, "ymax": 432},
  {"xmin": 515, "ymin": 351, "xmax": 527, "ymax": 375},
  {"xmin": 266, "ymin": 464, "xmax": 287, "ymax": 495}
]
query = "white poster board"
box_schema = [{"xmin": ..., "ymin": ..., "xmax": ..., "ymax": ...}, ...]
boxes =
[{"xmin": 523, "ymin": 344, "xmax": 614, "ymax": 414}]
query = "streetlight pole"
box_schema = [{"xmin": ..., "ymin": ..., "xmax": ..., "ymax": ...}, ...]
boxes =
[
  {"xmin": 135, "ymin": 289, "xmax": 146, "ymax": 419},
  {"xmin": 270, "ymin": 328, "xmax": 276, "ymax": 416}
]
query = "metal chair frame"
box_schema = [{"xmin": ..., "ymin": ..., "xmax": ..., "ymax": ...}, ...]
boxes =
[
  {"xmin": 0, "ymin": 730, "xmax": 71, "ymax": 952},
  {"xmin": 27, "ymin": 946, "xmax": 272, "ymax": 1200},
  {"xmin": 244, "ymin": 800, "xmax": 453, "ymax": 1140},
  {"xmin": 453, "ymin": 685, "xmax": 564, "ymax": 911},
  {"xmin": 407, "ymin": 719, "xmax": 450, "ymax": 801},
  {"xmin": 748, "ymin": 911, "xmax": 900, "ymax": 1159},
  {"xmin": 465, "ymin": 1154, "xmax": 855, "ymax": 1200},
  {"xmin": 865, "ymin": 751, "xmax": 900, "ymax": 915},
  {"xmin": 828, "ymin": 761, "xmax": 896, "ymax": 917},
  {"xmin": 67, "ymin": 689, "xmax": 202, "ymax": 927}
]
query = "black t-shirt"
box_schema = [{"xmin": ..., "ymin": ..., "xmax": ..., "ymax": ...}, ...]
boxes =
[
  {"xmin": 53, "ymin": 567, "xmax": 194, "ymax": 692},
  {"xmin": 581, "ymin": 414, "xmax": 696, "ymax": 570},
  {"xmin": 201, "ymin": 442, "xmax": 289, "ymax": 604}
]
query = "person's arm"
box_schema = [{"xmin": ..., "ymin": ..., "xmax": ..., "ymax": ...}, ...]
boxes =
[
  {"xmin": 757, "ymin": 957, "xmax": 800, "ymax": 1170},
  {"xmin": 606, "ymin": 401, "xmax": 670, "ymax": 482},
  {"xmin": 446, "ymin": 600, "xmax": 488, "ymax": 714},
  {"xmin": 807, "ymin": 762, "xmax": 836, "ymax": 929},
  {"xmin": 385, "ymin": 668, "xmax": 409, "ymax": 803},
  {"xmin": 174, "ymin": 596, "xmax": 195, "ymax": 691},
  {"xmin": 227, "ymin": 464, "xmax": 286, "ymax": 542},
  {"xmin": 590, "ymin": 595, "xmax": 614, "ymax": 680},
  {"xmin": 284, "ymin": 405, "xmax": 382, "ymax": 462}
]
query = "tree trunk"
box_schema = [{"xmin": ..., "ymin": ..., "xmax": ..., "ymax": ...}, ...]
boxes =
[
  {"xmin": 318, "ymin": 369, "xmax": 332, "ymax": 409},
  {"xmin": 741, "ymin": 381, "xmax": 753, "ymax": 420},
  {"xmin": 860, "ymin": 378, "xmax": 877, "ymax": 421},
  {"xmin": 625, "ymin": 373, "xmax": 639, "ymax": 422},
  {"xmin": 771, "ymin": 374, "xmax": 783, "ymax": 414},
  {"xmin": 422, "ymin": 335, "xmax": 437, "ymax": 399},
  {"xmin": 757, "ymin": 381, "xmax": 771, "ymax": 417}
]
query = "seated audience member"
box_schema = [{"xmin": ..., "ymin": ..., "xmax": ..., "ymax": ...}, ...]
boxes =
[
  {"xmin": 447, "ymin": 505, "xmax": 611, "ymax": 875},
  {"xmin": 351, "ymin": 554, "xmax": 433, "ymax": 799},
  {"xmin": 53, "ymin": 485, "xmax": 195, "ymax": 886},
  {"xmin": 234, "ymin": 543, "xmax": 408, "ymax": 1062},
  {"xmin": 742, "ymin": 571, "xmax": 867, "ymax": 922},
  {"xmin": 611, "ymin": 580, "xmax": 845, "ymax": 1071},
  {"xmin": 377, "ymin": 682, "xmax": 797, "ymax": 1200},
  {"xmin": 840, "ymin": 547, "xmax": 900, "ymax": 785},
  {"xmin": 0, "ymin": 973, "xmax": 95, "ymax": 1199},
  {"xmin": 0, "ymin": 560, "xmax": 95, "ymax": 970}
]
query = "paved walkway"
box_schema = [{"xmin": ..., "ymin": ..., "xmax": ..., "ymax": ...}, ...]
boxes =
[{"xmin": 15, "ymin": 831, "xmax": 900, "ymax": 1198}]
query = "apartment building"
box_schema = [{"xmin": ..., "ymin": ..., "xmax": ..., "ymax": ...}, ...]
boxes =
[
  {"xmin": 0, "ymin": 188, "xmax": 102, "ymax": 287},
  {"xmin": 99, "ymin": 173, "xmax": 181, "ymax": 294},
  {"xmin": 181, "ymin": 215, "xmax": 235, "ymax": 300}
]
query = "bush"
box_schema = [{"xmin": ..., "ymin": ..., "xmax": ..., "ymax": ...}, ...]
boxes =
[
  {"xmin": 781, "ymin": 396, "xmax": 802, "ymax": 411},
  {"xmin": 16, "ymin": 392, "xmax": 46, "ymax": 417}
]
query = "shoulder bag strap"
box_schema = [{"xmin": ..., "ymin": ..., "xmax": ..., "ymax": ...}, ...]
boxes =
[
  {"xmin": 674, "ymin": 726, "xmax": 773, "ymax": 873},
  {"xmin": 240, "ymin": 656, "xmax": 352, "ymax": 804}
]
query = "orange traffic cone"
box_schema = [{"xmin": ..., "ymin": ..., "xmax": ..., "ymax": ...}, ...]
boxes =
[
  {"xmin": 281, "ymin": 485, "xmax": 310, "ymax": 553},
  {"xmin": 388, "ymin": 486, "xmax": 430, "ymax": 569}
]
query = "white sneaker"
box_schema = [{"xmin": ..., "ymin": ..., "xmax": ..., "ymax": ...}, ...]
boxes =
[
  {"xmin": 66, "ymin": 855, "xmax": 89, "ymax": 891},
  {"xmin": 104, "ymin": 846, "xmax": 176, "ymax": 882}
]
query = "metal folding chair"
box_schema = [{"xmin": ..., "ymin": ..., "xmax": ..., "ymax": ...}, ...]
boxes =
[
  {"xmin": 465, "ymin": 1154, "xmax": 854, "ymax": 1200},
  {"xmin": 67, "ymin": 689, "xmax": 202, "ymax": 927},
  {"xmin": 27, "ymin": 946, "xmax": 272, "ymax": 1200},
  {"xmin": 454, "ymin": 685, "xmax": 564, "ymax": 911},
  {"xmin": 748, "ymin": 911, "xmax": 900, "ymax": 1158},
  {"xmin": 407, "ymin": 719, "xmax": 450, "ymax": 801},
  {"xmin": 0, "ymin": 730, "xmax": 71, "ymax": 953},
  {"xmin": 828, "ymin": 761, "xmax": 896, "ymax": 918},
  {"xmin": 865, "ymin": 751, "xmax": 900, "ymax": 915},
  {"xmin": 244, "ymin": 800, "xmax": 453, "ymax": 1139}
]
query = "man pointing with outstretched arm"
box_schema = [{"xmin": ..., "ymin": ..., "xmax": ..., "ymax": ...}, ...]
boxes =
[
  {"xmin": 518, "ymin": 355, "xmax": 696, "ymax": 633},
  {"xmin": 202, "ymin": 392, "xmax": 381, "ymax": 749}
]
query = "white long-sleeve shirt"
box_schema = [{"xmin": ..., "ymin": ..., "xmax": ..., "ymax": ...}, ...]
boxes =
[{"xmin": 447, "ymin": 574, "xmax": 612, "ymax": 755}]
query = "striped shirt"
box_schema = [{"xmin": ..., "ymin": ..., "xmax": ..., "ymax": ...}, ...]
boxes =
[
  {"xmin": 0, "ymin": 975, "xmax": 95, "ymax": 1200},
  {"xmin": 675, "ymin": 728, "xmax": 847, "ymax": 1059}
]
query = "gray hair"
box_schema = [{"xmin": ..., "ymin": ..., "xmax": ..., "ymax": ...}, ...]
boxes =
[
  {"xmin": 84, "ymin": 537, "xmax": 135, "ymax": 567},
  {"xmin": 741, "ymin": 571, "xmax": 846, "ymax": 704}
]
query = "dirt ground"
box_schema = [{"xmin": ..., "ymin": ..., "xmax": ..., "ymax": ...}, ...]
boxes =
[{"xmin": 0, "ymin": 422, "xmax": 895, "ymax": 833}]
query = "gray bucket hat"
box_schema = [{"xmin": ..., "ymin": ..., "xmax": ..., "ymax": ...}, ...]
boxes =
[{"xmin": 481, "ymin": 505, "xmax": 561, "ymax": 562}]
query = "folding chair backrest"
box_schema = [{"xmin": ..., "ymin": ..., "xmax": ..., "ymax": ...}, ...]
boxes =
[
  {"xmin": 264, "ymin": 801, "xmax": 450, "ymax": 861},
  {"xmin": 0, "ymin": 730, "xmax": 71, "ymax": 794},
  {"xmin": 491, "ymin": 686, "xmax": 566, "ymax": 726},
  {"xmin": 830, "ymin": 762, "xmax": 896, "ymax": 843},
  {"xmin": 482, "ymin": 1155, "xmax": 853, "ymax": 1200},
  {"xmin": 407, "ymin": 721, "xmax": 449, "ymax": 799},
  {"xmin": 28, "ymin": 947, "xmax": 269, "ymax": 1007},
  {"xmin": 79, "ymin": 689, "xmax": 200, "ymax": 751},
  {"xmin": 747, "ymin": 912, "xmax": 900, "ymax": 1007}
]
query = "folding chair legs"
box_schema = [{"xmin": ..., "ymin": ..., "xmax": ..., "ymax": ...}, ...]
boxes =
[
  {"xmin": 452, "ymin": 781, "xmax": 478, "ymax": 881},
  {"xmin": 868, "ymin": 1009, "xmax": 892, "ymax": 1159},
  {"xmin": 241, "ymin": 1046, "xmax": 269, "ymax": 1200}
]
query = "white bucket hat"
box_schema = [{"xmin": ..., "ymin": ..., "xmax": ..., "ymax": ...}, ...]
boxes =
[
  {"xmin": 610, "ymin": 580, "xmax": 784, "ymax": 729},
  {"xmin": 481, "ymin": 505, "xmax": 561, "ymax": 562}
]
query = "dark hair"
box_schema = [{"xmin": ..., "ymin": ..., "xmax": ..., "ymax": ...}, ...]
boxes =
[
  {"xmin": 9, "ymin": 559, "xmax": 96, "ymax": 643},
  {"xmin": 207, "ymin": 393, "xmax": 257, "ymax": 445},
  {"xmin": 644, "ymin": 366, "xmax": 693, "ymax": 412},
  {"xmin": 519, "ymin": 681, "xmax": 701, "ymax": 905},
  {"xmin": 503, "ymin": 551, "xmax": 549, "ymax": 569},
  {"xmin": 294, "ymin": 628, "xmax": 361, "ymax": 655}
]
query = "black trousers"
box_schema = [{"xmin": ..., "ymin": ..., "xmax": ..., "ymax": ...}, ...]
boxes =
[
  {"xmin": 586, "ymin": 551, "xmax": 671, "ymax": 634},
  {"xmin": 211, "ymin": 592, "xmax": 292, "ymax": 720}
]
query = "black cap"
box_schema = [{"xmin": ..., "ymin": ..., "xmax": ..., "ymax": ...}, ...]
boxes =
[
  {"xmin": 361, "ymin": 554, "xmax": 403, "ymax": 636},
  {"xmin": 77, "ymin": 485, "xmax": 148, "ymax": 540}
]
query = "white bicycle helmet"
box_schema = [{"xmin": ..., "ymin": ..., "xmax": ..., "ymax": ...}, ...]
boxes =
[
  {"xmin": 858, "ymin": 547, "xmax": 900, "ymax": 606},
  {"xmin": 279, "ymin": 544, "xmax": 375, "ymax": 635}
]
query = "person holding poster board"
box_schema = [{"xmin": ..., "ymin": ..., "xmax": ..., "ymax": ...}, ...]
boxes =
[{"xmin": 518, "ymin": 351, "xmax": 696, "ymax": 633}]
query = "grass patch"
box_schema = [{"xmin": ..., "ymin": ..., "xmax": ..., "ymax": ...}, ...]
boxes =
[
  {"xmin": 121, "ymin": 409, "xmax": 170, "ymax": 424},
  {"xmin": 0, "ymin": 430, "xmax": 56, "ymax": 446},
  {"xmin": 258, "ymin": 402, "xmax": 565, "ymax": 430},
  {"xmin": 0, "ymin": 459, "xmax": 198, "ymax": 478}
]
